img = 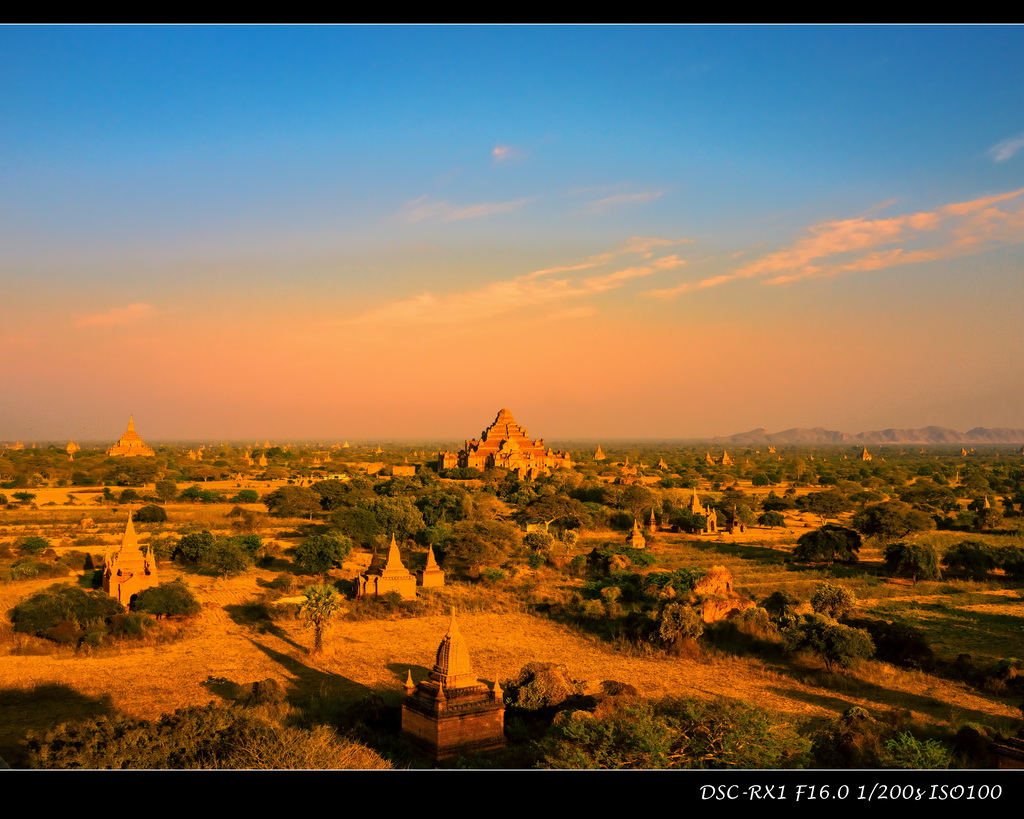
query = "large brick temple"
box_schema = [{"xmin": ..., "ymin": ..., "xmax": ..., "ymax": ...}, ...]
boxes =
[
  {"xmin": 106, "ymin": 416, "xmax": 155, "ymax": 457},
  {"xmin": 437, "ymin": 407, "xmax": 571, "ymax": 479}
]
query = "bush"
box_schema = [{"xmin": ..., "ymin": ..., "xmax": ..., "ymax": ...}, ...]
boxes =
[
  {"xmin": 810, "ymin": 582, "xmax": 857, "ymax": 619},
  {"xmin": 785, "ymin": 614, "xmax": 875, "ymax": 671},
  {"xmin": 879, "ymin": 731, "xmax": 951, "ymax": 769},
  {"xmin": 792, "ymin": 525, "xmax": 861, "ymax": 564},
  {"xmin": 941, "ymin": 540, "xmax": 1002, "ymax": 580},
  {"xmin": 293, "ymin": 534, "xmax": 352, "ymax": 575},
  {"xmin": 540, "ymin": 696, "xmax": 810, "ymax": 769},
  {"xmin": 134, "ymin": 581, "xmax": 202, "ymax": 618},
  {"xmin": 24, "ymin": 703, "xmax": 392, "ymax": 769},
  {"xmin": 16, "ymin": 536, "xmax": 51, "ymax": 556},
  {"xmin": 134, "ymin": 505, "xmax": 168, "ymax": 523},
  {"xmin": 11, "ymin": 583, "xmax": 124, "ymax": 642}
]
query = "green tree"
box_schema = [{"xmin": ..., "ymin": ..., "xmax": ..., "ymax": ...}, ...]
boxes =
[
  {"xmin": 263, "ymin": 486, "xmax": 322, "ymax": 519},
  {"xmin": 792, "ymin": 525, "xmax": 861, "ymax": 564},
  {"xmin": 134, "ymin": 504, "xmax": 167, "ymax": 523},
  {"xmin": 134, "ymin": 580, "xmax": 202, "ymax": 618},
  {"xmin": 206, "ymin": 539, "xmax": 253, "ymax": 577},
  {"xmin": 540, "ymin": 696, "xmax": 810, "ymax": 769},
  {"xmin": 941, "ymin": 540, "xmax": 1001, "ymax": 580},
  {"xmin": 12, "ymin": 491, "xmax": 36, "ymax": 504},
  {"xmin": 300, "ymin": 584, "xmax": 343, "ymax": 653},
  {"xmin": 155, "ymin": 480, "xmax": 178, "ymax": 501},
  {"xmin": 174, "ymin": 530, "xmax": 215, "ymax": 564},
  {"xmin": 16, "ymin": 535, "xmax": 51, "ymax": 556},
  {"xmin": 11, "ymin": 583, "xmax": 124, "ymax": 642},
  {"xmin": 801, "ymin": 490, "xmax": 852, "ymax": 526},
  {"xmin": 293, "ymin": 534, "xmax": 351, "ymax": 575},
  {"xmin": 852, "ymin": 501, "xmax": 935, "ymax": 542},
  {"xmin": 758, "ymin": 510, "xmax": 787, "ymax": 529},
  {"xmin": 785, "ymin": 614, "xmax": 874, "ymax": 671},
  {"xmin": 656, "ymin": 602, "xmax": 704, "ymax": 654},
  {"xmin": 445, "ymin": 520, "xmax": 522, "ymax": 573},
  {"xmin": 810, "ymin": 582, "xmax": 857, "ymax": 619},
  {"xmin": 883, "ymin": 542, "xmax": 941, "ymax": 583}
]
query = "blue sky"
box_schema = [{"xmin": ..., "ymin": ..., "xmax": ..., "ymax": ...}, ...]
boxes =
[{"xmin": 2, "ymin": 25, "xmax": 1023, "ymax": 440}]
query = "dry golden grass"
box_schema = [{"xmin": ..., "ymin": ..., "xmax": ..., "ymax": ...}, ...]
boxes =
[{"xmin": 1, "ymin": 500, "xmax": 1022, "ymax": 767}]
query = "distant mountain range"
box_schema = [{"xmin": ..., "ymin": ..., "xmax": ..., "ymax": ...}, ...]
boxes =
[{"xmin": 708, "ymin": 426, "xmax": 1024, "ymax": 446}]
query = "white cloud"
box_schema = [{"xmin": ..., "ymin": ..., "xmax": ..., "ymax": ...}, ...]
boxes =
[
  {"xmin": 990, "ymin": 133, "xmax": 1024, "ymax": 162},
  {"xmin": 581, "ymin": 191, "xmax": 663, "ymax": 215},
  {"xmin": 75, "ymin": 303, "xmax": 155, "ymax": 328},
  {"xmin": 400, "ymin": 195, "xmax": 531, "ymax": 223}
]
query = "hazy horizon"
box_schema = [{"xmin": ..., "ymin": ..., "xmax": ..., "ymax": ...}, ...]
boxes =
[{"xmin": 3, "ymin": 26, "xmax": 1023, "ymax": 441}]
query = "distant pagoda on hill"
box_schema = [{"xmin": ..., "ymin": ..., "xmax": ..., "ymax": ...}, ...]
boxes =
[{"xmin": 107, "ymin": 416, "xmax": 155, "ymax": 457}]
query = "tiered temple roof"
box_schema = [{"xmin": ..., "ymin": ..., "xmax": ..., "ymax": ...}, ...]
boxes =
[
  {"xmin": 106, "ymin": 416, "xmax": 155, "ymax": 457},
  {"xmin": 439, "ymin": 408, "xmax": 571, "ymax": 478}
]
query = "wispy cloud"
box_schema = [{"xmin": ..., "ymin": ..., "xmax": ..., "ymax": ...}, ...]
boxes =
[
  {"xmin": 400, "ymin": 195, "xmax": 530, "ymax": 223},
  {"xmin": 75, "ymin": 303, "xmax": 155, "ymax": 328},
  {"xmin": 491, "ymin": 143, "xmax": 526, "ymax": 163},
  {"xmin": 581, "ymin": 191, "xmax": 663, "ymax": 215},
  {"xmin": 344, "ymin": 244, "xmax": 685, "ymax": 327},
  {"xmin": 990, "ymin": 133, "xmax": 1024, "ymax": 162},
  {"xmin": 619, "ymin": 236, "xmax": 693, "ymax": 257},
  {"xmin": 646, "ymin": 189, "xmax": 1024, "ymax": 298}
]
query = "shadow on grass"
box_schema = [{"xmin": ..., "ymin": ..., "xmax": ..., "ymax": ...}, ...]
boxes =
[
  {"xmin": 765, "ymin": 661, "xmax": 1015, "ymax": 729},
  {"xmin": 0, "ymin": 683, "xmax": 115, "ymax": 768},
  {"xmin": 690, "ymin": 539, "xmax": 793, "ymax": 563},
  {"xmin": 224, "ymin": 602, "xmax": 304, "ymax": 650}
]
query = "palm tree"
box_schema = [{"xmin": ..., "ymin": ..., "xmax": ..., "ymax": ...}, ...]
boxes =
[{"xmin": 300, "ymin": 584, "xmax": 342, "ymax": 653}]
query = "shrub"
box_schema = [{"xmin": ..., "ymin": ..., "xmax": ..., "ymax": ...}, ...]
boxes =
[
  {"xmin": 11, "ymin": 583, "xmax": 124, "ymax": 642},
  {"xmin": 134, "ymin": 505, "xmax": 168, "ymax": 523},
  {"xmin": 16, "ymin": 536, "xmax": 51, "ymax": 556},
  {"xmin": 541, "ymin": 696, "xmax": 810, "ymax": 769},
  {"xmin": 879, "ymin": 731, "xmax": 951, "ymax": 769},
  {"xmin": 785, "ymin": 614, "xmax": 875, "ymax": 671},
  {"xmin": 941, "ymin": 540, "xmax": 1001, "ymax": 580},
  {"xmin": 293, "ymin": 534, "xmax": 351, "ymax": 575},
  {"xmin": 792, "ymin": 525, "xmax": 861, "ymax": 564},
  {"xmin": 810, "ymin": 582, "xmax": 857, "ymax": 619},
  {"xmin": 24, "ymin": 703, "xmax": 391, "ymax": 769},
  {"xmin": 134, "ymin": 581, "xmax": 202, "ymax": 618}
]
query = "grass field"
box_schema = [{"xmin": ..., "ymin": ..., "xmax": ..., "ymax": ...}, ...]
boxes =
[{"xmin": 1, "ymin": 492, "xmax": 1022, "ymax": 768}]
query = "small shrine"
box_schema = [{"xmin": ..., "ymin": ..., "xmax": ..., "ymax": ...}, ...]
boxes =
[
  {"xmin": 401, "ymin": 611, "xmax": 506, "ymax": 761},
  {"xmin": 102, "ymin": 513, "xmax": 159, "ymax": 605},
  {"xmin": 355, "ymin": 535, "xmax": 417, "ymax": 601},
  {"xmin": 418, "ymin": 545, "xmax": 445, "ymax": 588}
]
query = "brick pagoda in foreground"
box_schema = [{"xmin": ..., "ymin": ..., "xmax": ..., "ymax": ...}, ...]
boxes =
[{"xmin": 401, "ymin": 611, "xmax": 505, "ymax": 761}]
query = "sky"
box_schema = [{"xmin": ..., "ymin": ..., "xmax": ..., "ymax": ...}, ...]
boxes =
[{"xmin": 2, "ymin": 25, "xmax": 1023, "ymax": 442}]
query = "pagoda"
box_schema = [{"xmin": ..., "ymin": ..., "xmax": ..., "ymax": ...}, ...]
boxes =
[
  {"xmin": 103, "ymin": 513, "xmax": 159, "ymax": 605},
  {"xmin": 438, "ymin": 408, "xmax": 571, "ymax": 479},
  {"xmin": 355, "ymin": 535, "xmax": 417, "ymax": 601},
  {"xmin": 401, "ymin": 611, "xmax": 506, "ymax": 761},
  {"xmin": 106, "ymin": 416, "xmax": 155, "ymax": 457},
  {"xmin": 417, "ymin": 545, "xmax": 446, "ymax": 588}
]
